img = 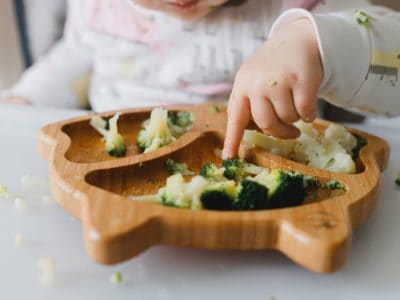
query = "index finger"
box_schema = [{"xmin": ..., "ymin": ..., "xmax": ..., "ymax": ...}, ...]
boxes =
[{"xmin": 223, "ymin": 94, "xmax": 251, "ymax": 159}]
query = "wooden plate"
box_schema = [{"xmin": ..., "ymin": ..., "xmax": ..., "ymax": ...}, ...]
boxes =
[{"xmin": 38, "ymin": 103, "xmax": 389, "ymax": 273}]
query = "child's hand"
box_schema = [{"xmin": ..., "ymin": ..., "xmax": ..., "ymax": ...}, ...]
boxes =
[
  {"xmin": 223, "ymin": 18, "xmax": 323, "ymax": 158},
  {"xmin": 0, "ymin": 96, "xmax": 32, "ymax": 105}
]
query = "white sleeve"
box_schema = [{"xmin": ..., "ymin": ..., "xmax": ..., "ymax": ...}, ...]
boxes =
[
  {"xmin": 269, "ymin": 7, "xmax": 400, "ymax": 117},
  {"xmin": 2, "ymin": 0, "xmax": 92, "ymax": 109}
]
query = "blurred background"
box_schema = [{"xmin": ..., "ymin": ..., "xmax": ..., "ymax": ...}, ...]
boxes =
[
  {"xmin": 0, "ymin": 0, "xmax": 66, "ymax": 89},
  {"xmin": 1, "ymin": 0, "xmax": 399, "ymax": 119}
]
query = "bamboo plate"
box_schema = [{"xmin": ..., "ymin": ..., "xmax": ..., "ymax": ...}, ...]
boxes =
[{"xmin": 38, "ymin": 103, "xmax": 389, "ymax": 274}]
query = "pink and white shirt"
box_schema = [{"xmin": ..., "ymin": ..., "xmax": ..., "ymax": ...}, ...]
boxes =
[{"xmin": 5, "ymin": 0, "xmax": 400, "ymax": 116}]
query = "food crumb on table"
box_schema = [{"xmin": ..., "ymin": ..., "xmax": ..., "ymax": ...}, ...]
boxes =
[
  {"xmin": 110, "ymin": 271, "xmax": 123, "ymax": 285},
  {"xmin": 0, "ymin": 184, "xmax": 12, "ymax": 199},
  {"xmin": 15, "ymin": 234, "xmax": 24, "ymax": 248},
  {"xmin": 41, "ymin": 195, "xmax": 55, "ymax": 205},
  {"xmin": 15, "ymin": 197, "xmax": 28, "ymax": 211},
  {"xmin": 36, "ymin": 257, "xmax": 55, "ymax": 285}
]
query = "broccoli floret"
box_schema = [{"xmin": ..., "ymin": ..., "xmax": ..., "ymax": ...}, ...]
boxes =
[
  {"xmin": 137, "ymin": 108, "xmax": 194, "ymax": 153},
  {"xmin": 223, "ymin": 158, "xmax": 266, "ymax": 181},
  {"xmin": 165, "ymin": 159, "xmax": 194, "ymax": 176},
  {"xmin": 396, "ymin": 172, "xmax": 400, "ymax": 186},
  {"xmin": 167, "ymin": 111, "xmax": 192, "ymax": 127},
  {"xmin": 105, "ymin": 134, "xmax": 126, "ymax": 157},
  {"xmin": 199, "ymin": 163, "xmax": 226, "ymax": 182},
  {"xmin": 223, "ymin": 158, "xmax": 245, "ymax": 181},
  {"xmin": 200, "ymin": 181, "xmax": 236, "ymax": 210},
  {"xmin": 90, "ymin": 113, "xmax": 127, "ymax": 157},
  {"xmin": 324, "ymin": 179, "xmax": 346, "ymax": 190},
  {"xmin": 209, "ymin": 105, "xmax": 220, "ymax": 114},
  {"xmin": 173, "ymin": 111, "xmax": 195, "ymax": 127},
  {"xmin": 302, "ymin": 175, "xmax": 321, "ymax": 188},
  {"xmin": 167, "ymin": 111, "xmax": 195, "ymax": 136},
  {"xmin": 161, "ymin": 194, "xmax": 181, "ymax": 208},
  {"xmin": 257, "ymin": 169, "xmax": 306, "ymax": 209},
  {"xmin": 233, "ymin": 179, "xmax": 269, "ymax": 210},
  {"xmin": 351, "ymin": 134, "xmax": 367, "ymax": 159},
  {"xmin": 354, "ymin": 10, "xmax": 369, "ymax": 27},
  {"xmin": 105, "ymin": 114, "xmax": 127, "ymax": 157}
]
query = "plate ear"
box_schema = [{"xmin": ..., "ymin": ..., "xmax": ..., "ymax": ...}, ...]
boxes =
[
  {"xmin": 278, "ymin": 203, "xmax": 351, "ymax": 273},
  {"xmin": 38, "ymin": 123, "xmax": 62, "ymax": 161},
  {"xmin": 81, "ymin": 189, "xmax": 162, "ymax": 265}
]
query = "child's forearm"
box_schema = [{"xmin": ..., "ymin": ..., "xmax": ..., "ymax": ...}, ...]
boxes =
[
  {"xmin": 5, "ymin": 38, "xmax": 93, "ymax": 109},
  {"xmin": 4, "ymin": 0, "xmax": 93, "ymax": 109},
  {"xmin": 270, "ymin": 6, "xmax": 400, "ymax": 117},
  {"xmin": 0, "ymin": 96, "xmax": 32, "ymax": 105}
]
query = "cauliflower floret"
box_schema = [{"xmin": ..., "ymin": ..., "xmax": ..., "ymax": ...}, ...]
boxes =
[
  {"xmin": 159, "ymin": 174, "xmax": 191, "ymax": 208},
  {"xmin": 324, "ymin": 152, "xmax": 356, "ymax": 174},
  {"xmin": 242, "ymin": 120, "xmax": 360, "ymax": 174},
  {"xmin": 294, "ymin": 120, "xmax": 320, "ymax": 139},
  {"xmin": 137, "ymin": 108, "xmax": 175, "ymax": 153},
  {"xmin": 324, "ymin": 124, "xmax": 357, "ymax": 154},
  {"xmin": 297, "ymin": 128, "xmax": 356, "ymax": 173},
  {"xmin": 293, "ymin": 131, "xmax": 324, "ymax": 164},
  {"xmin": 133, "ymin": 174, "xmax": 210, "ymax": 210},
  {"xmin": 185, "ymin": 175, "xmax": 210, "ymax": 210},
  {"xmin": 243, "ymin": 130, "xmax": 296, "ymax": 157}
]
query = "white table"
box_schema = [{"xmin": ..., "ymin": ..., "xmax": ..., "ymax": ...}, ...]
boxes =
[{"xmin": 0, "ymin": 103, "xmax": 399, "ymax": 300}]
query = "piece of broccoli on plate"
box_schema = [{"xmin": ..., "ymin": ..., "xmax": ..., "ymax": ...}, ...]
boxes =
[
  {"xmin": 254, "ymin": 169, "xmax": 306, "ymax": 209},
  {"xmin": 167, "ymin": 111, "xmax": 195, "ymax": 136},
  {"xmin": 324, "ymin": 179, "xmax": 346, "ymax": 191},
  {"xmin": 90, "ymin": 113, "xmax": 127, "ymax": 157},
  {"xmin": 209, "ymin": 105, "xmax": 220, "ymax": 114},
  {"xmin": 137, "ymin": 108, "xmax": 195, "ymax": 153},
  {"xmin": 302, "ymin": 175, "xmax": 321, "ymax": 188},
  {"xmin": 200, "ymin": 181, "xmax": 236, "ymax": 210},
  {"xmin": 169, "ymin": 111, "xmax": 194, "ymax": 127},
  {"xmin": 223, "ymin": 158, "xmax": 265, "ymax": 181},
  {"xmin": 105, "ymin": 114, "xmax": 127, "ymax": 157},
  {"xmin": 199, "ymin": 163, "xmax": 226, "ymax": 182},
  {"xmin": 233, "ymin": 179, "xmax": 269, "ymax": 210},
  {"xmin": 165, "ymin": 159, "xmax": 194, "ymax": 176},
  {"xmin": 223, "ymin": 158, "xmax": 245, "ymax": 181}
]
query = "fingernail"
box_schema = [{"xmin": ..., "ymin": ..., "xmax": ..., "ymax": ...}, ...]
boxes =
[
  {"xmin": 304, "ymin": 115, "xmax": 314, "ymax": 122},
  {"xmin": 221, "ymin": 149, "xmax": 231, "ymax": 160}
]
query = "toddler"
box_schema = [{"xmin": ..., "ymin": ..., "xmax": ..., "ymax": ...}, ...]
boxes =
[{"xmin": 1, "ymin": 0, "xmax": 400, "ymax": 158}]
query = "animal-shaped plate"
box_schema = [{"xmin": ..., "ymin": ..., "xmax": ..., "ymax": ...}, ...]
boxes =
[{"xmin": 38, "ymin": 103, "xmax": 389, "ymax": 273}]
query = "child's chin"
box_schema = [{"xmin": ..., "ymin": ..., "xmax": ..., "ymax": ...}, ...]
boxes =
[{"xmin": 164, "ymin": 6, "xmax": 213, "ymax": 21}]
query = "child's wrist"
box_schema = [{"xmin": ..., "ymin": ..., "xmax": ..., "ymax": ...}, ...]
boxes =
[
  {"xmin": 272, "ymin": 17, "xmax": 318, "ymax": 48},
  {"xmin": 0, "ymin": 95, "xmax": 32, "ymax": 105},
  {"xmin": 269, "ymin": 17, "xmax": 322, "ymax": 82}
]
